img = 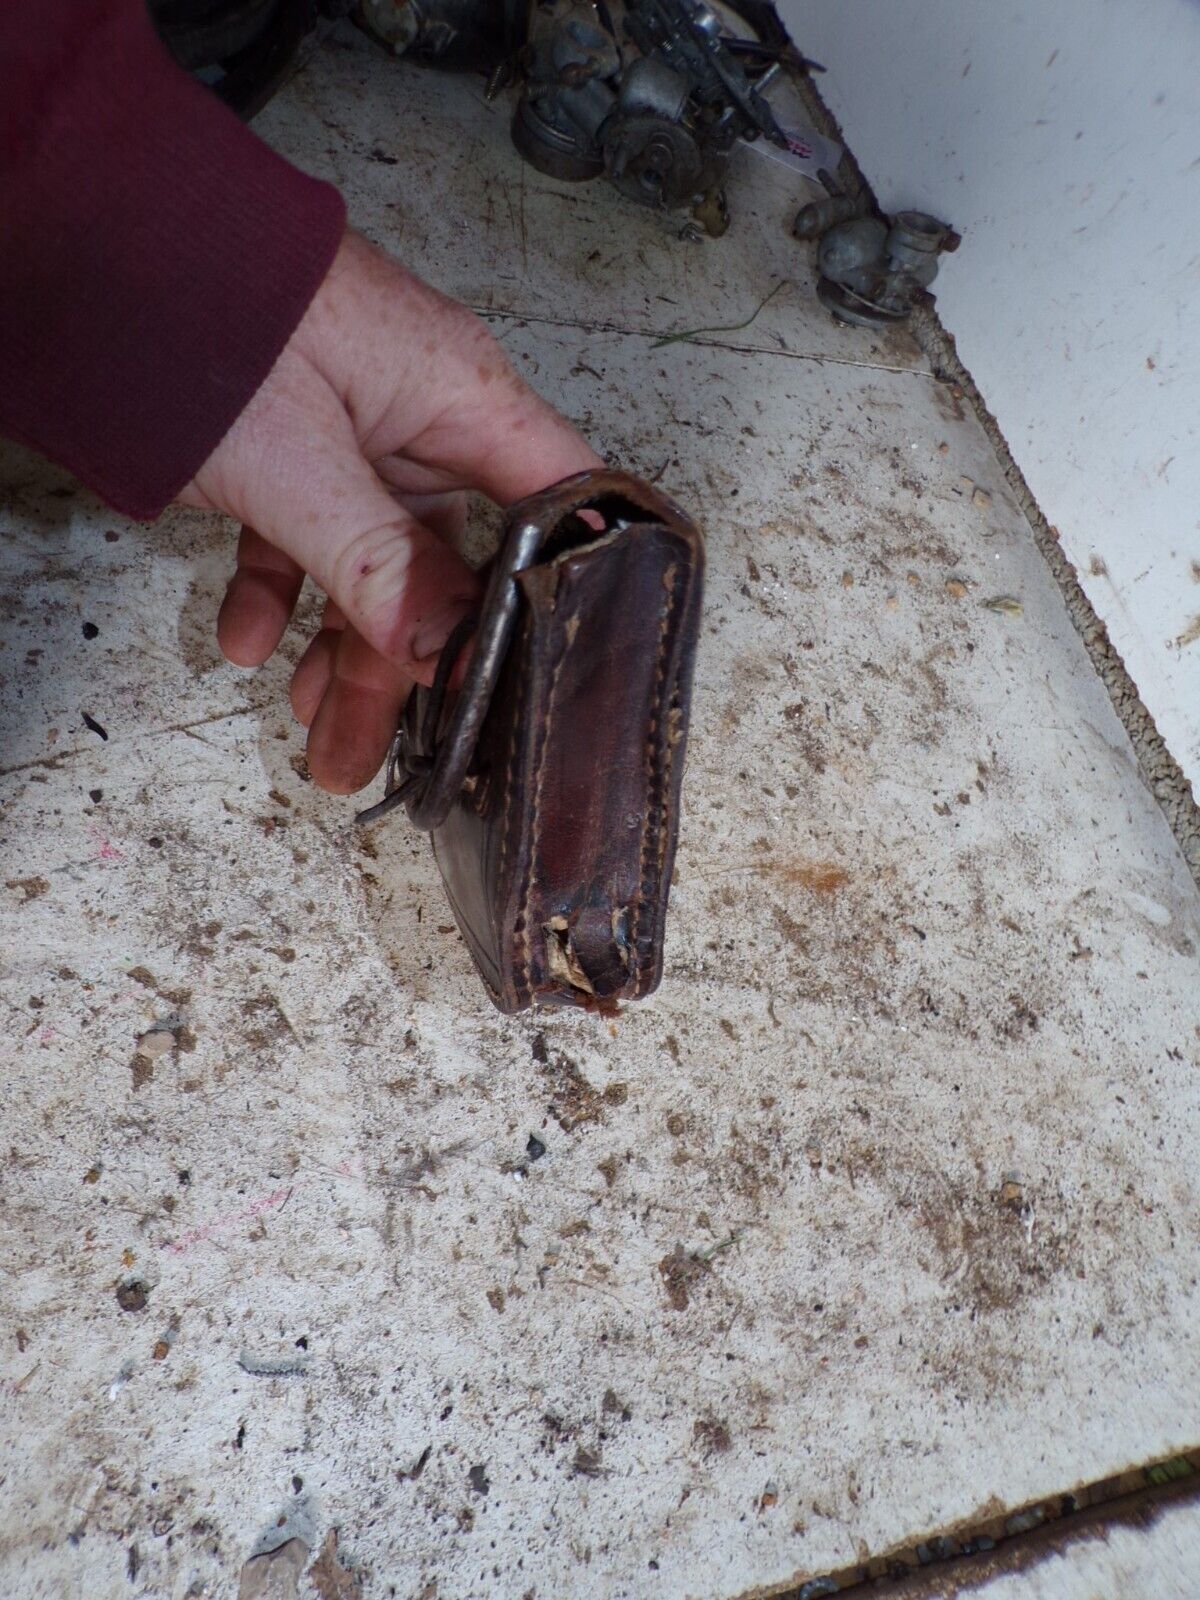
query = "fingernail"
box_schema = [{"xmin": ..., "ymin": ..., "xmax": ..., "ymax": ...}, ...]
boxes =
[{"xmin": 413, "ymin": 632, "xmax": 447, "ymax": 665}]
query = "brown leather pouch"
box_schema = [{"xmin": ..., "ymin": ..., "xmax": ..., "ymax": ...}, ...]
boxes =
[{"xmin": 357, "ymin": 469, "xmax": 704, "ymax": 1013}]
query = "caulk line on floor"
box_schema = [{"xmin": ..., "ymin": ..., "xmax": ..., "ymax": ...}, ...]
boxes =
[
  {"xmin": 756, "ymin": 1448, "xmax": 1200, "ymax": 1600},
  {"xmin": 468, "ymin": 303, "xmax": 941, "ymax": 378}
]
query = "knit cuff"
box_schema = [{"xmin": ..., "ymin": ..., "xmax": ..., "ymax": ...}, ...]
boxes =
[{"xmin": 0, "ymin": 2, "xmax": 346, "ymax": 518}]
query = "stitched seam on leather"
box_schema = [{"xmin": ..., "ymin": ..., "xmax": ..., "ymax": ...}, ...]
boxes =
[
  {"xmin": 497, "ymin": 628, "xmax": 531, "ymax": 1005},
  {"xmin": 518, "ymin": 621, "xmax": 573, "ymax": 999},
  {"xmin": 640, "ymin": 569, "xmax": 689, "ymax": 994},
  {"xmin": 646, "ymin": 662, "xmax": 686, "ymax": 994},
  {"xmin": 629, "ymin": 560, "xmax": 684, "ymax": 990}
]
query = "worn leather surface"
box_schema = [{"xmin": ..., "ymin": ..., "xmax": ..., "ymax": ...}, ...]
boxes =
[{"xmin": 429, "ymin": 471, "xmax": 704, "ymax": 1013}]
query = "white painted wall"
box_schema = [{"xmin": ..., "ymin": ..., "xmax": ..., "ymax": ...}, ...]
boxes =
[{"xmin": 779, "ymin": 0, "xmax": 1200, "ymax": 798}]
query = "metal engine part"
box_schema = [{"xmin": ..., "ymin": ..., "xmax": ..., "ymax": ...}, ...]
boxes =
[
  {"xmin": 511, "ymin": 6, "xmax": 620, "ymax": 181},
  {"xmin": 513, "ymin": 0, "xmax": 790, "ymax": 227},
  {"xmin": 150, "ymin": 0, "xmax": 800, "ymax": 227},
  {"xmin": 794, "ymin": 200, "xmax": 961, "ymax": 326},
  {"xmin": 604, "ymin": 113, "xmax": 704, "ymax": 209}
]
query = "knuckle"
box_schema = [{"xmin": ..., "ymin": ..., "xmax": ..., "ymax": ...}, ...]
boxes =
[{"xmin": 330, "ymin": 521, "xmax": 416, "ymax": 630}]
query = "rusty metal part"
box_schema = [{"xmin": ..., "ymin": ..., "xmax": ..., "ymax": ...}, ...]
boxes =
[
  {"xmin": 794, "ymin": 204, "xmax": 961, "ymax": 328},
  {"xmin": 850, "ymin": 1469, "xmax": 1200, "ymax": 1599},
  {"xmin": 792, "ymin": 191, "xmax": 862, "ymax": 239},
  {"xmin": 691, "ymin": 184, "xmax": 729, "ymax": 236},
  {"xmin": 354, "ymin": 613, "xmax": 477, "ymax": 828},
  {"xmin": 511, "ymin": 92, "xmax": 607, "ymax": 181},
  {"xmin": 510, "ymin": 9, "xmax": 616, "ymax": 186},
  {"xmin": 603, "ymin": 112, "xmax": 705, "ymax": 208},
  {"xmin": 513, "ymin": 0, "xmax": 792, "ymax": 218}
]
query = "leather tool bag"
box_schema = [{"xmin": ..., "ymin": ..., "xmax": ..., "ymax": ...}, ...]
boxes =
[{"xmin": 357, "ymin": 469, "xmax": 704, "ymax": 1013}]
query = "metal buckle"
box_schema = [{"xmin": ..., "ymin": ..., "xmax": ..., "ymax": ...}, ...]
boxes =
[{"xmin": 353, "ymin": 612, "xmax": 476, "ymax": 826}]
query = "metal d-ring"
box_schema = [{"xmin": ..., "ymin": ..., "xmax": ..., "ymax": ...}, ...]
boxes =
[{"xmin": 353, "ymin": 613, "xmax": 477, "ymax": 826}]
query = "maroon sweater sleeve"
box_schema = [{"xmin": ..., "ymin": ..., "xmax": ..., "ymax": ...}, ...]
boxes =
[{"xmin": 0, "ymin": 2, "xmax": 346, "ymax": 519}]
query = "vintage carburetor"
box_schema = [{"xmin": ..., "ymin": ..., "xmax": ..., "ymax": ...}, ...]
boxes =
[
  {"xmin": 361, "ymin": 0, "xmax": 795, "ymax": 227},
  {"xmin": 150, "ymin": 0, "xmax": 797, "ymax": 227},
  {"xmin": 510, "ymin": 1, "xmax": 788, "ymax": 215}
]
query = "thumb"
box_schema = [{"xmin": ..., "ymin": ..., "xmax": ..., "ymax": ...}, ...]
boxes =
[
  {"xmin": 326, "ymin": 477, "xmax": 481, "ymax": 678},
  {"xmin": 245, "ymin": 420, "xmax": 481, "ymax": 681}
]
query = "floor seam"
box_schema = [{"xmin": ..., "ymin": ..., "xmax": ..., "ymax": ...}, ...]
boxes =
[
  {"xmin": 467, "ymin": 303, "xmax": 936, "ymax": 377},
  {"xmin": 760, "ymin": 1446, "xmax": 1200, "ymax": 1600},
  {"xmin": 0, "ymin": 701, "xmax": 274, "ymax": 781}
]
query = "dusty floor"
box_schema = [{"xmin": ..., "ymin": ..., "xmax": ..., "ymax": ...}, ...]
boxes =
[{"xmin": 2, "ymin": 31, "xmax": 1200, "ymax": 1600}]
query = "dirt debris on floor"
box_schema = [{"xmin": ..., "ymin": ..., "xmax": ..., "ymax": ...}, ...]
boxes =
[{"xmin": 1, "ymin": 36, "xmax": 1199, "ymax": 1600}]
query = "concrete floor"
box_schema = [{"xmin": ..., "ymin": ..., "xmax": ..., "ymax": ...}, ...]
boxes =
[{"xmin": 3, "ymin": 32, "xmax": 1200, "ymax": 1600}]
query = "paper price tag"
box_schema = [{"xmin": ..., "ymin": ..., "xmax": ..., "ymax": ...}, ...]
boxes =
[{"xmin": 751, "ymin": 123, "xmax": 843, "ymax": 184}]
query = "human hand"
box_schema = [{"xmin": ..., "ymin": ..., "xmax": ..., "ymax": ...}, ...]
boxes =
[{"xmin": 179, "ymin": 228, "xmax": 601, "ymax": 793}]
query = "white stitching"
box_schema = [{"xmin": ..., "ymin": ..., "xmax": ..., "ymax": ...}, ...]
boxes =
[
  {"xmin": 497, "ymin": 626, "xmax": 531, "ymax": 1005},
  {"xmin": 515, "ymin": 618, "xmax": 572, "ymax": 999}
]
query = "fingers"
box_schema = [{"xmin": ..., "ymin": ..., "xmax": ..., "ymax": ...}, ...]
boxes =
[
  {"xmin": 289, "ymin": 599, "xmax": 344, "ymax": 727},
  {"xmin": 305, "ymin": 620, "xmax": 415, "ymax": 794},
  {"xmin": 314, "ymin": 481, "xmax": 478, "ymax": 673},
  {"xmin": 217, "ymin": 526, "xmax": 306, "ymax": 667},
  {"xmin": 291, "ymin": 604, "xmax": 418, "ymax": 793},
  {"xmin": 232, "ymin": 490, "xmax": 464, "ymax": 699},
  {"xmin": 186, "ymin": 232, "xmax": 605, "ymax": 798},
  {"xmin": 435, "ymin": 368, "xmax": 605, "ymax": 508},
  {"xmin": 312, "ymin": 232, "xmax": 603, "ymax": 507},
  {"xmin": 212, "ymin": 373, "xmax": 482, "ymax": 685},
  {"xmin": 288, "ymin": 491, "xmax": 463, "ymax": 759},
  {"xmin": 383, "ymin": 487, "xmax": 468, "ymax": 546}
]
